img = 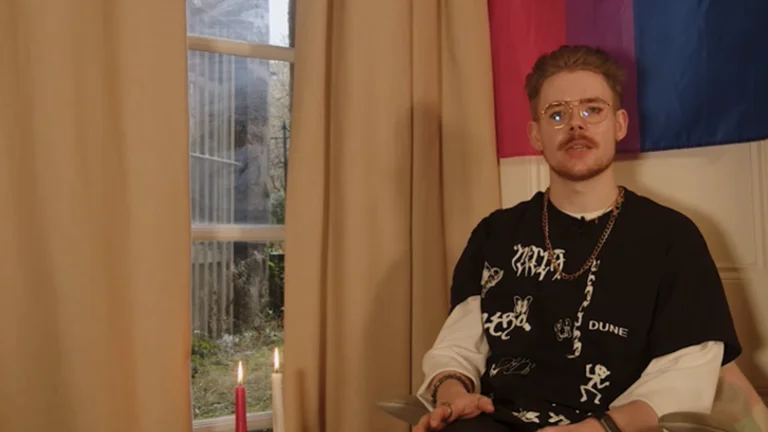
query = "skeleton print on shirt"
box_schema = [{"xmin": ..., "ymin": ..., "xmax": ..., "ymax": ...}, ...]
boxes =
[
  {"xmin": 481, "ymin": 262, "xmax": 504, "ymax": 298},
  {"xmin": 568, "ymin": 260, "xmax": 601, "ymax": 358},
  {"xmin": 511, "ymin": 244, "xmax": 566, "ymax": 281},
  {"xmin": 482, "ymin": 295, "xmax": 533, "ymax": 340},
  {"xmin": 580, "ymin": 364, "xmax": 611, "ymax": 404}
]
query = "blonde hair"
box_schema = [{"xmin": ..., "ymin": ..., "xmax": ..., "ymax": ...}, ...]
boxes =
[{"xmin": 525, "ymin": 45, "xmax": 625, "ymax": 119}]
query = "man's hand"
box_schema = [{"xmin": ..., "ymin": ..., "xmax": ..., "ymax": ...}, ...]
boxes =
[{"xmin": 414, "ymin": 393, "xmax": 494, "ymax": 432}]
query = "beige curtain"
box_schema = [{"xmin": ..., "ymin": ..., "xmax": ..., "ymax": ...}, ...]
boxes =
[
  {"xmin": 0, "ymin": 1, "xmax": 192, "ymax": 431},
  {"xmin": 283, "ymin": 1, "xmax": 501, "ymax": 431}
]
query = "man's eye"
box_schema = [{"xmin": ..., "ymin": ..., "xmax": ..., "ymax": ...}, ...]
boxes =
[
  {"xmin": 583, "ymin": 105, "xmax": 603, "ymax": 116},
  {"xmin": 549, "ymin": 111, "xmax": 564, "ymax": 122}
]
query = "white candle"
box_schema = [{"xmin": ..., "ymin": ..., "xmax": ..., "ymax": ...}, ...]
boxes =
[{"xmin": 271, "ymin": 347, "xmax": 285, "ymax": 432}]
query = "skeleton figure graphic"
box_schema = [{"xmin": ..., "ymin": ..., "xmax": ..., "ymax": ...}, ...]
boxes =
[
  {"xmin": 580, "ymin": 364, "xmax": 611, "ymax": 404},
  {"xmin": 554, "ymin": 318, "xmax": 573, "ymax": 341},
  {"xmin": 511, "ymin": 409, "xmax": 540, "ymax": 423},
  {"xmin": 481, "ymin": 262, "xmax": 504, "ymax": 298},
  {"xmin": 548, "ymin": 412, "xmax": 571, "ymax": 426}
]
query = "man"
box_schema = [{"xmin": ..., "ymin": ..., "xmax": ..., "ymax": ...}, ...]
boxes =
[{"xmin": 414, "ymin": 45, "xmax": 741, "ymax": 432}]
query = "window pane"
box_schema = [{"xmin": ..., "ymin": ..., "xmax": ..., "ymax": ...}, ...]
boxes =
[
  {"xmin": 188, "ymin": 51, "xmax": 292, "ymax": 225},
  {"xmin": 191, "ymin": 241, "xmax": 285, "ymax": 419},
  {"xmin": 187, "ymin": 0, "xmax": 295, "ymax": 47}
]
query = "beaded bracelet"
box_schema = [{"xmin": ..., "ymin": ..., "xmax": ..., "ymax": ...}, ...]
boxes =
[{"xmin": 429, "ymin": 373, "xmax": 473, "ymax": 406}]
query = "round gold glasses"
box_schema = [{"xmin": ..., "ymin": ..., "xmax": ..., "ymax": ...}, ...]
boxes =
[{"xmin": 540, "ymin": 98, "xmax": 613, "ymax": 129}]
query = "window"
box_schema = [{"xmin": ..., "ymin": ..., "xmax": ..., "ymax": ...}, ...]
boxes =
[{"xmin": 186, "ymin": 0, "xmax": 294, "ymax": 430}]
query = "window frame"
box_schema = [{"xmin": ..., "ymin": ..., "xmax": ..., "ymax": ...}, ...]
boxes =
[
  {"xmin": 193, "ymin": 411, "xmax": 273, "ymax": 432},
  {"xmin": 188, "ymin": 35, "xmax": 295, "ymax": 63},
  {"xmin": 187, "ymin": 22, "xmax": 293, "ymax": 432}
]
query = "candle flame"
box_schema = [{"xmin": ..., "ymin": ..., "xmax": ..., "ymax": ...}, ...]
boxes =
[
  {"xmin": 237, "ymin": 361, "xmax": 244, "ymax": 385},
  {"xmin": 273, "ymin": 347, "xmax": 280, "ymax": 372}
]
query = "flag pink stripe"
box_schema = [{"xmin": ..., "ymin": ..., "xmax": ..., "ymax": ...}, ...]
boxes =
[{"xmin": 489, "ymin": 0, "xmax": 567, "ymax": 158}]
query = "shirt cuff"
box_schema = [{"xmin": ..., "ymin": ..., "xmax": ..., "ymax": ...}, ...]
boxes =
[
  {"xmin": 417, "ymin": 295, "xmax": 488, "ymax": 410},
  {"xmin": 610, "ymin": 341, "xmax": 725, "ymax": 417}
]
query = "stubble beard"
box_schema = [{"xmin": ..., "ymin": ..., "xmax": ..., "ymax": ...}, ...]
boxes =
[
  {"xmin": 550, "ymin": 155, "xmax": 613, "ymax": 182},
  {"xmin": 544, "ymin": 145, "xmax": 614, "ymax": 182}
]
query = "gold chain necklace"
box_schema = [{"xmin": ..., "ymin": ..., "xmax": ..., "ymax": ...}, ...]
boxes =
[{"xmin": 542, "ymin": 187, "xmax": 625, "ymax": 281}]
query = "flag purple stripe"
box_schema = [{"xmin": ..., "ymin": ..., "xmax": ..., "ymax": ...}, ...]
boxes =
[{"xmin": 565, "ymin": 0, "xmax": 640, "ymax": 153}]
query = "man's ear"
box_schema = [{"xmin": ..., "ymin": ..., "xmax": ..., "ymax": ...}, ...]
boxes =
[
  {"xmin": 527, "ymin": 121, "xmax": 543, "ymax": 152},
  {"xmin": 614, "ymin": 108, "xmax": 629, "ymax": 142}
]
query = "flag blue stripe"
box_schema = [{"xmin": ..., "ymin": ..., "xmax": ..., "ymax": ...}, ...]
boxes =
[{"xmin": 633, "ymin": 0, "xmax": 768, "ymax": 152}]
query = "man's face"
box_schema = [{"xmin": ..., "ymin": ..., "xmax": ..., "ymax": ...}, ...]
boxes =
[{"xmin": 527, "ymin": 70, "xmax": 628, "ymax": 182}]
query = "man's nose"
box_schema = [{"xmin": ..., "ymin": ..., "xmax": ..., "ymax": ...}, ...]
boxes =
[
  {"xmin": 567, "ymin": 106, "xmax": 587, "ymax": 130},
  {"xmin": 568, "ymin": 116, "xmax": 586, "ymax": 131}
]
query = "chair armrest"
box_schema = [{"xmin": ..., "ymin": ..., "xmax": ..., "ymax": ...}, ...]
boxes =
[
  {"xmin": 377, "ymin": 395, "xmax": 429, "ymax": 426},
  {"xmin": 659, "ymin": 412, "xmax": 740, "ymax": 432},
  {"xmin": 711, "ymin": 363, "xmax": 768, "ymax": 432}
]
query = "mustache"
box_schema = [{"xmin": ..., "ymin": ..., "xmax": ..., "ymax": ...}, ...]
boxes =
[{"xmin": 558, "ymin": 134, "xmax": 598, "ymax": 150}]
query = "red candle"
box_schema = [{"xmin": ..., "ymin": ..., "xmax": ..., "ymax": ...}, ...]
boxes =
[{"xmin": 235, "ymin": 361, "xmax": 247, "ymax": 432}]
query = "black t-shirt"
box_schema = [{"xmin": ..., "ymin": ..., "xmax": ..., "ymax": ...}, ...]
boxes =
[{"xmin": 450, "ymin": 188, "xmax": 741, "ymax": 430}]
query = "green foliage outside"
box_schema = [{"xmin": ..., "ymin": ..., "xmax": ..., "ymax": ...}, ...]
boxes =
[{"xmin": 191, "ymin": 309, "xmax": 284, "ymax": 419}]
